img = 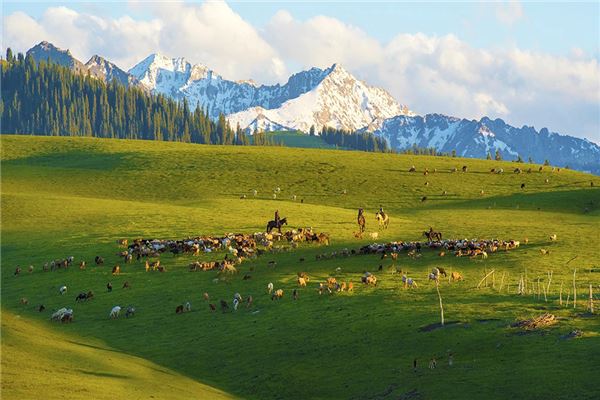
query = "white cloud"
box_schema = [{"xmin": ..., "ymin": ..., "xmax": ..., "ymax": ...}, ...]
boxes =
[
  {"xmin": 2, "ymin": 2, "xmax": 598, "ymax": 142},
  {"xmin": 2, "ymin": 1, "xmax": 286, "ymax": 83},
  {"xmin": 496, "ymin": 1, "xmax": 524, "ymax": 25}
]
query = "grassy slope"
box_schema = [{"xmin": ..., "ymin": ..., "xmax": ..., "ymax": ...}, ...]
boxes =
[
  {"xmin": 1, "ymin": 311, "xmax": 236, "ymax": 400},
  {"xmin": 2, "ymin": 136, "xmax": 600, "ymax": 400},
  {"xmin": 263, "ymin": 130, "xmax": 337, "ymax": 149}
]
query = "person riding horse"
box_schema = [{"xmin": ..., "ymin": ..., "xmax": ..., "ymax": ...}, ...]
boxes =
[{"xmin": 274, "ymin": 210, "xmax": 280, "ymax": 226}]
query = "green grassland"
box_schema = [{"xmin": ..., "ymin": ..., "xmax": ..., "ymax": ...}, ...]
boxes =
[
  {"xmin": 2, "ymin": 135, "xmax": 599, "ymax": 400},
  {"xmin": 262, "ymin": 130, "xmax": 337, "ymax": 149}
]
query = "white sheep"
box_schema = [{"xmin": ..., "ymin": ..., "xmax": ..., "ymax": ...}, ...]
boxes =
[
  {"xmin": 110, "ymin": 305, "xmax": 121, "ymax": 319},
  {"xmin": 267, "ymin": 282, "xmax": 274, "ymax": 294},
  {"xmin": 59, "ymin": 285, "xmax": 67, "ymax": 295}
]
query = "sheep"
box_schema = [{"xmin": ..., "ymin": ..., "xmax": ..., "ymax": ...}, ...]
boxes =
[
  {"xmin": 369, "ymin": 232, "xmax": 379, "ymax": 240},
  {"xmin": 442, "ymin": 190, "xmax": 447, "ymax": 196},
  {"xmin": 79, "ymin": 261, "xmax": 86, "ymax": 270},
  {"xmin": 110, "ymin": 306, "xmax": 121, "ymax": 319},
  {"xmin": 184, "ymin": 302, "xmax": 191, "ymax": 312},
  {"xmin": 14, "ymin": 266, "xmax": 21, "ymax": 276},
  {"xmin": 521, "ymin": 183, "xmax": 526, "ymax": 189},
  {"xmin": 550, "ymin": 234, "xmax": 557, "ymax": 242},
  {"xmin": 540, "ymin": 249, "xmax": 550, "ymax": 255},
  {"xmin": 59, "ymin": 285, "xmax": 67, "ymax": 295},
  {"xmin": 271, "ymin": 289, "xmax": 284, "ymax": 300},
  {"xmin": 421, "ymin": 196, "xmax": 428, "ymax": 202},
  {"xmin": 112, "ymin": 265, "xmax": 121, "ymax": 275},
  {"xmin": 233, "ymin": 298, "xmax": 239, "ymax": 310},
  {"xmin": 267, "ymin": 282, "xmax": 274, "ymax": 294},
  {"xmin": 20, "ymin": 297, "xmax": 28, "ymax": 305},
  {"xmin": 203, "ymin": 292, "xmax": 210, "ymax": 301},
  {"xmin": 28, "ymin": 265, "xmax": 34, "ymax": 273},
  {"xmin": 451, "ymin": 271, "xmax": 463, "ymax": 281},
  {"xmin": 297, "ymin": 277, "xmax": 307, "ymax": 287},
  {"xmin": 125, "ymin": 306, "xmax": 136, "ymax": 318}
]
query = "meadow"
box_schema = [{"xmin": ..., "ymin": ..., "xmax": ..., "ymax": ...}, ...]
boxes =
[{"xmin": 1, "ymin": 135, "xmax": 599, "ymax": 400}]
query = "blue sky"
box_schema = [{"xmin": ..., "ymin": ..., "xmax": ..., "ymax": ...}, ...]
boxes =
[
  {"xmin": 2, "ymin": 1, "xmax": 599, "ymax": 142},
  {"xmin": 4, "ymin": 1, "xmax": 598, "ymax": 58}
]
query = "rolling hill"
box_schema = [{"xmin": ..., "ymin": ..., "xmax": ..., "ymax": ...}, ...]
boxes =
[{"xmin": 2, "ymin": 136, "xmax": 599, "ymax": 399}]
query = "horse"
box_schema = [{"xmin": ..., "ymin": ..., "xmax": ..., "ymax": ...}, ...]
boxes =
[
  {"xmin": 357, "ymin": 213, "xmax": 366, "ymax": 233},
  {"xmin": 375, "ymin": 212, "xmax": 389, "ymax": 230},
  {"xmin": 423, "ymin": 230, "xmax": 442, "ymax": 241},
  {"xmin": 266, "ymin": 217, "xmax": 287, "ymax": 233}
]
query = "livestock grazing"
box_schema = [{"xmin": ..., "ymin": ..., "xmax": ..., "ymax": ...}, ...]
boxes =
[
  {"xmin": 437, "ymin": 267, "xmax": 447, "ymax": 277},
  {"xmin": 424, "ymin": 181, "xmax": 429, "ymax": 186},
  {"xmin": 521, "ymin": 183, "xmax": 526, "ymax": 189},
  {"xmin": 243, "ymin": 274, "xmax": 252, "ymax": 280},
  {"xmin": 550, "ymin": 234, "xmax": 557, "ymax": 241},
  {"xmin": 79, "ymin": 261, "xmax": 86, "ymax": 270},
  {"xmin": 369, "ymin": 232, "xmax": 379, "ymax": 240},
  {"xmin": 527, "ymin": 168, "xmax": 532, "ymax": 173},
  {"xmin": 95, "ymin": 256, "xmax": 104, "ymax": 265},
  {"xmin": 233, "ymin": 298, "xmax": 239, "ymax": 310},
  {"xmin": 61, "ymin": 313, "xmax": 73, "ymax": 323},
  {"xmin": 107, "ymin": 282, "xmax": 113, "ymax": 292},
  {"xmin": 66, "ymin": 256, "xmax": 74, "ymax": 266},
  {"xmin": 38, "ymin": 304, "xmax": 46, "ymax": 312},
  {"xmin": 424, "ymin": 169, "xmax": 429, "ymax": 176},
  {"xmin": 184, "ymin": 302, "xmax": 191, "ymax": 312},
  {"xmin": 272, "ymin": 289, "xmax": 284, "ymax": 300},
  {"xmin": 462, "ymin": 165, "xmax": 468, "ymax": 172},
  {"xmin": 480, "ymin": 190, "xmax": 485, "ymax": 196},
  {"xmin": 75, "ymin": 291, "xmax": 94, "ymax": 302},
  {"xmin": 439, "ymin": 251, "xmax": 446, "ymax": 257},
  {"xmin": 490, "ymin": 168, "xmax": 496, "ymax": 173},
  {"xmin": 524, "ymin": 238, "xmax": 529, "ymax": 245},
  {"xmin": 442, "ymin": 191, "xmax": 447, "ymax": 196},
  {"xmin": 348, "ymin": 282, "xmax": 354, "ymax": 292},
  {"xmin": 451, "ymin": 272, "xmax": 463, "ymax": 281},
  {"xmin": 514, "ymin": 168, "xmax": 522, "ymax": 174},
  {"xmin": 327, "ymin": 277, "xmax": 337, "ymax": 289},
  {"xmin": 421, "ymin": 196, "xmax": 428, "ymax": 202},
  {"xmin": 123, "ymin": 281, "xmax": 131, "ymax": 289},
  {"xmin": 43, "ymin": 262, "xmax": 49, "ymax": 272},
  {"xmin": 209, "ymin": 303, "xmax": 216, "ymax": 311},
  {"xmin": 175, "ymin": 305, "xmax": 184, "ymax": 314},
  {"xmin": 59, "ymin": 285, "xmax": 67, "ymax": 295},
  {"xmin": 246, "ymin": 295, "xmax": 253, "ymax": 308},
  {"xmin": 497, "ymin": 168, "xmax": 504, "ymax": 174},
  {"xmin": 540, "ymin": 249, "xmax": 550, "ymax": 255},
  {"xmin": 361, "ymin": 273, "xmax": 377, "ymax": 286},
  {"xmin": 267, "ymin": 282, "xmax": 274, "ymax": 294},
  {"xmin": 125, "ymin": 306, "xmax": 136, "ymax": 318},
  {"xmin": 112, "ymin": 265, "xmax": 121, "ymax": 275},
  {"xmin": 451, "ymin": 167, "xmax": 457, "ymax": 173},
  {"xmin": 391, "ymin": 252, "xmax": 399, "ymax": 261},
  {"xmin": 117, "ymin": 239, "xmax": 128, "ymax": 247},
  {"xmin": 409, "ymin": 165, "xmax": 416, "ymax": 172},
  {"xmin": 297, "ymin": 277, "xmax": 307, "ymax": 287},
  {"xmin": 220, "ymin": 300, "xmax": 229, "ymax": 313},
  {"xmin": 545, "ymin": 178, "xmax": 549, "ymax": 184},
  {"xmin": 20, "ymin": 297, "xmax": 28, "ymax": 305},
  {"xmin": 539, "ymin": 166, "xmax": 543, "ymax": 172},
  {"xmin": 240, "ymin": 194, "xmax": 247, "ymax": 199},
  {"xmin": 203, "ymin": 292, "xmax": 210, "ymax": 301},
  {"xmin": 51, "ymin": 308, "xmax": 68, "ymax": 321},
  {"xmin": 110, "ymin": 306, "xmax": 121, "ymax": 319},
  {"xmin": 340, "ymin": 282, "xmax": 347, "ymax": 291},
  {"xmin": 28, "ymin": 265, "xmax": 34, "ymax": 273},
  {"xmin": 297, "ymin": 272, "xmax": 310, "ymax": 282},
  {"xmin": 14, "ymin": 266, "xmax": 21, "ymax": 276}
]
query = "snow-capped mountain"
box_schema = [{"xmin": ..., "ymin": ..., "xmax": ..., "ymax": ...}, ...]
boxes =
[
  {"xmin": 85, "ymin": 55, "xmax": 140, "ymax": 87},
  {"xmin": 27, "ymin": 41, "xmax": 86, "ymax": 73},
  {"xmin": 128, "ymin": 55, "xmax": 412, "ymax": 132},
  {"xmin": 21, "ymin": 41, "xmax": 600, "ymax": 173},
  {"xmin": 372, "ymin": 114, "xmax": 600, "ymax": 173}
]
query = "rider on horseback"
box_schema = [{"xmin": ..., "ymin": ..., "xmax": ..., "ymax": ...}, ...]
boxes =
[
  {"xmin": 378, "ymin": 205, "xmax": 386, "ymax": 218},
  {"xmin": 274, "ymin": 210, "xmax": 280, "ymax": 226}
]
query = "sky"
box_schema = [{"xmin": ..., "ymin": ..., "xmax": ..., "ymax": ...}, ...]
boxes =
[{"xmin": 2, "ymin": 0, "xmax": 599, "ymax": 142}]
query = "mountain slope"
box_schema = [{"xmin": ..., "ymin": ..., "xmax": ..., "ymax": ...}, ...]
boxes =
[
  {"xmin": 128, "ymin": 55, "xmax": 411, "ymax": 131},
  {"xmin": 85, "ymin": 55, "xmax": 141, "ymax": 87},
  {"xmin": 372, "ymin": 114, "xmax": 600, "ymax": 173},
  {"xmin": 26, "ymin": 41, "xmax": 86, "ymax": 73}
]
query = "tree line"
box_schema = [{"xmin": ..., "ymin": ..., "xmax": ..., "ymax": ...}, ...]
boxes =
[
  {"xmin": 318, "ymin": 126, "xmax": 390, "ymax": 153},
  {"xmin": 1, "ymin": 49, "xmax": 258, "ymax": 145}
]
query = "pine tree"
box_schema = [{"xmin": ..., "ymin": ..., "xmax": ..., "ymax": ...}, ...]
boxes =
[{"xmin": 495, "ymin": 149, "xmax": 502, "ymax": 161}]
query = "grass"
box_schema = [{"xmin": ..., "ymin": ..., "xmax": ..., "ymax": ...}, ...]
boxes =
[
  {"xmin": 1, "ymin": 135, "xmax": 600, "ymax": 400},
  {"xmin": 262, "ymin": 130, "xmax": 338, "ymax": 149}
]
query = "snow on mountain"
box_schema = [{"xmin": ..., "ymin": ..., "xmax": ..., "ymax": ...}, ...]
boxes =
[
  {"xmin": 128, "ymin": 56, "xmax": 412, "ymax": 132},
  {"xmin": 228, "ymin": 64, "xmax": 413, "ymax": 133},
  {"xmin": 85, "ymin": 55, "xmax": 141, "ymax": 87},
  {"xmin": 372, "ymin": 114, "xmax": 600, "ymax": 173}
]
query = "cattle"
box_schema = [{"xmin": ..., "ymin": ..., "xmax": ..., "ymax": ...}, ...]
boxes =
[
  {"xmin": 59, "ymin": 285, "xmax": 67, "ymax": 295},
  {"xmin": 20, "ymin": 297, "xmax": 28, "ymax": 305},
  {"xmin": 123, "ymin": 281, "xmax": 131, "ymax": 289},
  {"xmin": 125, "ymin": 306, "xmax": 136, "ymax": 318},
  {"xmin": 203, "ymin": 292, "xmax": 210, "ymax": 301},
  {"xmin": 272, "ymin": 289, "xmax": 284, "ymax": 300},
  {"xmin": 109, "ymin": 306, "xmax": 121, "ymax": 319},
  {"xmin": 184, "ymin": 302, "xmax": 191, "ymax": 312},
  {"xmin": 112, "ymin": 265, "xmax": 121, "ymax": 275},
  {"xmin": 462, "ymin": 165, "xmax": 468, "ymax": 172},
  {"xmin": 95, "ymin": 256, "xmax": 104, "ymax": 265},
  {"xmin": 38, "ymin": 304, "xmax": 46, "ymax": 312},
  {"xmin": 14, "ymin": 267, "xmax": 21, "ymax": 276},
  {"xmin": 540, "ymin": 249, "xmax": 550, "ymax": 255},
  {"xmin": 79, "ymin": 261, "xmax": 86, "ymax": 270},
  {"xmin": 28, "ymin": 265, "xmax": 34, "ymax": 273},
  {"xmin": 209, "ymin": 303, "xmax": 216, "ymax": 311},
  {"xmin": 297, "ymin": 277, "xmax": 307, "ymax": 287},
  {"xmin": 220, "ymin": 300, "xmax": 229, "ymax": 313},
  {"xmin": 176, "ymin": 305, "xmax": 184, "ymax": 314},
  {"xmin": 75, "ymin": 291, "xmax": 94, "ymax": 302},
  {"xmin": 421, "ymin": 196, "xmax": 428, "ymax": 202},
  {"xmin": 107, "ymin": 282, "xmax": 113, "ymax": 292}
]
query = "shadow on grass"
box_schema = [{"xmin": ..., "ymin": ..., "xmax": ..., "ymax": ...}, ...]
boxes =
[{"xmin": 77, "ymin": 369, "xmax": 131, "ymax": 379}]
